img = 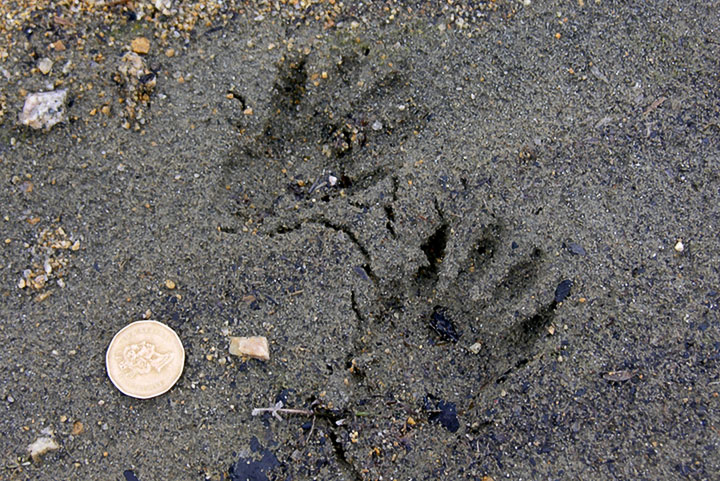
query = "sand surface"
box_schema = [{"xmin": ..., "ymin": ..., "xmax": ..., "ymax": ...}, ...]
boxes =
[{"xmin": 1, "ymin": 1, "xmax": 719, "ymax": 479}]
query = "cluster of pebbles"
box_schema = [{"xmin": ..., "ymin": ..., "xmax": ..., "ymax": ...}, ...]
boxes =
[{"xmin": 17, "ymin": 226, "xmax": 80, "ymax": 293}]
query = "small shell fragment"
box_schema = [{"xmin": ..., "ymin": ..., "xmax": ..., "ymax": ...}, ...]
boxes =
[{"xmin": 229, "ymin": 336, "xmax": 270, "ymax": 361}]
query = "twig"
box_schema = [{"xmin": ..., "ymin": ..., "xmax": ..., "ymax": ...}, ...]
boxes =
[
  {"xmin": 251, "ymin": 401, "xmax": 314, "ymax": 421},
  {"xmin": 304, "ymin": 414, "xmax": 316, "ymax": 446}
]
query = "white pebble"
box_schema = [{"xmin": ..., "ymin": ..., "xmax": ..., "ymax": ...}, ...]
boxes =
[
  {"xmin": 38, "ymin": 58, "xmax": 53, "ymax": 75},
  {"xmin": 674, "ymin": 239, "xmax": 684, "ymax": 252},
  {"xmin": 18, "ymin": 90, "xmax": 67, "ymax": 130},
  {"xmin": 28, "ymin": 436, "xmax": 59, "ymax": 462}
]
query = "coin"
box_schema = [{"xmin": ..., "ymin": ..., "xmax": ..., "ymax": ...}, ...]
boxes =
[{"xmin": 106, "ymin": 320, "xmax": 185, "ymax": 399}]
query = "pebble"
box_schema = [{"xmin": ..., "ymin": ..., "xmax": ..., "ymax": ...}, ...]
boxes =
[
  {"xmin": 554, "ymin": 279, "xmax": 573, "ymax": 304},
  {"xmin": 37, "ymin": 58, "xmax": 53, "ymax": 75},
  {"xmin": 229, "ymin": 336, "xmax": 270, "ymax": 361},
  {"xmin": 674, "ymin": 239, "xmax": 684, "ymax": 252},
  {"xmin": 18, "ymin": 89, "xmax": 67, "ymax": 130},
  {"xmin": 372, "ymin": 120, "xmax": 383, "ymax": 131},
  {"xmin": 154, "ymin": 0, "xmax": 173, "ymax": 14},
  {"xmin": 28, "ymin": 434, "xmax": 59, "ymax": 462},
  {"xmin": 131, "ymin": 37, "xmax": 151, "ymax": 55}
]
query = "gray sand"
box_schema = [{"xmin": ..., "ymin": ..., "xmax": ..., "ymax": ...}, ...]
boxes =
[{"xmin": 1, "ymin": 1, "xmax": 719, "ymax": 480}]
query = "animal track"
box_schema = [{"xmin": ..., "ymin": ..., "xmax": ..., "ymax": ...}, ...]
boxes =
[
  {"xmin": 222, "ymin": 41, "xmax": 428, "ymax": 233},
  {"xmin": 218, "ymin": 33, "xmax": 571, "ymax": 478}
]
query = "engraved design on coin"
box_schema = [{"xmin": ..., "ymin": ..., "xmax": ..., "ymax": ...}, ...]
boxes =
[
  {"xmin": 118, "ymin": 341, "xmax": 173, "ymax": 377},
  {"xmin": 106, "ymin": 320, "xmax": 185, "ymax": 399}
]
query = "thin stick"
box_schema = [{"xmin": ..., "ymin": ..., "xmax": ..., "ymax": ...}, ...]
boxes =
[
  {"xmin": 304, "ymin": 414, "xmax": 317, "ymax": 446},
  {"xmin": 251, "ymin": 401, "xmax": 314, "ymax": 421}
]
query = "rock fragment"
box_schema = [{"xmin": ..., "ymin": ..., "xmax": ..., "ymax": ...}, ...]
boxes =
[
  {"xmin": 28, "ymin": 431, "xmax": 59, "ymax": 462},
  {"xmin": 131, "ymin": 37, "xmax": 150, "ymax": 55},
  {"xmin": 154, "ymin": 0, "xmax": 173, "ymax": 15},
  {"xmin": 229, "ymin": 336, "xmax": 270, "ymax": 361},
  {"xmin": 18, "ymin": 90, "xmax": 67, "ymax": 130},
  {"xmin": 38, "ymin": 58, "xmax": 53, "ymax": 75}
]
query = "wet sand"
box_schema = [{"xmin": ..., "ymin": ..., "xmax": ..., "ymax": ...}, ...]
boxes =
[{"xmin": 1, "ymin": 1, "xmax": 719, "ymax": 479}]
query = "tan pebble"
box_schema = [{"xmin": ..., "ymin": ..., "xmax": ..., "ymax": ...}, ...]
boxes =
[
  {"xmin": 468, "ymin": 342, "xmax": 482, "ymax": 354},
  {"xmin": 165, "ymin": 279, "xmax": 176, "ymax": 290},
  {"xmin": 243, "ymin": 107, "xmax": 253, "ymax": 115},
  {"xmin": 229, "ymin": 336, "xmax": 270, "ymax": 361},
  {"xmin": 72, "ymin": 421, "xmax": 84, "ymax": 435},
  {"xmin": 51, "ymin": 40, "xmax": 66, "ymax": 52},
  {"xmin": 165, "ymin": 48, "xmax": 175, "ymax": 57},
  {"xmin": 131, "ymin": 37, "xmax": 150, "ymax": 55},
  {"xmin": 36, "ymin": 291, "xmax": 52, "ymax": 302}
]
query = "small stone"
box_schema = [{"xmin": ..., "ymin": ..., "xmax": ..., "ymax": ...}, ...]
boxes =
[
  {"xmin": 38, "ymin": 58, "xmax": 53, "ymax": 75},
  {"xmin": 154, "ymin": 0, "xmax": 172, "ymax": 12},
  {"xmin": 165, "ymin": 279, "xmax": 176, "ymax": 290},
  {"xmin": 372, "ymin": 120, "xmax": 383, "ymax": 131},
  {"xmin": 468, "ymin": 342, "xmax": 482, "ymax": 354},
  {"xmin": 28, "ymin": 435, "xmax": 59, "ymax": 462},
  {"xmin": 229, "ymin": 336, "xmax": 270, "ymax": 361},
  {"xmin": 19, "ymin": 89, "xmax": 67, "ymax": 130},
  {"xmin": 554, "ymin": 279, "xmax": 573, "ymax": 304},
  {"xmin": 674, "ymin": 239, "xmax": 684, "ymax": 252},
  {"xmin": 131, "ymin": 37, "xmax": 150, "ymax": 55}
]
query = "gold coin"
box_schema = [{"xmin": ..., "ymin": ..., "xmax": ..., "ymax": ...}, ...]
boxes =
[{"xmin": 106, "ymin": 320, "xmax": 185, "ymax": 399}]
